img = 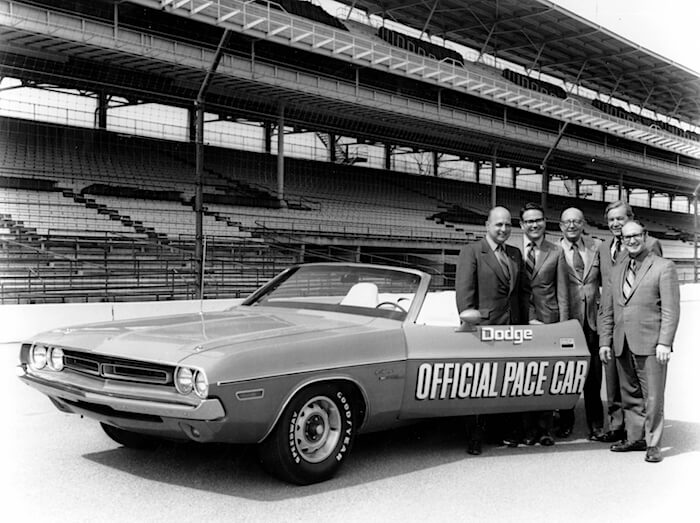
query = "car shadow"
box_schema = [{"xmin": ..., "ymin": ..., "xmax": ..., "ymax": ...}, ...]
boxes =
[{"xmin": 82, "ymin": 410, "xmax": 700, "ymax": 500}]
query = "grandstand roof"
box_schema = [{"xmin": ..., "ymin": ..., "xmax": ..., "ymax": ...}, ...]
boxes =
[{"xmin": 341, "ymin": 0, "xmax": 700, "ymax": 126}]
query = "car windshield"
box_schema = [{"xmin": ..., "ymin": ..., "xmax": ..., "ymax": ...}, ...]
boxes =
[{"xmin": 245, "ymin": 265, "xmax": 423, "ymax": 320}]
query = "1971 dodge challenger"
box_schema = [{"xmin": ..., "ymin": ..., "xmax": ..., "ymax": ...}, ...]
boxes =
[{"xmin": 18, "ymin": 263, "xmax": 588, "ymax": 484}]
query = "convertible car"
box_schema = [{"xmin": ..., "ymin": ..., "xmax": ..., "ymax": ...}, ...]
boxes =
[{"xmin": 18, "ymin": 263, "xmax": 588, "ymax": 484}]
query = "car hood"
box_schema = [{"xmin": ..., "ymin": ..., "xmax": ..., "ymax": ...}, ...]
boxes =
[{"xmin": 29, "ymin": 306, "xmax": 376, "ymax": 365}]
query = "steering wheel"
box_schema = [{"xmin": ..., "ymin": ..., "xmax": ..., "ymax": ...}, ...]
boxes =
[{"xmin": 376, "ymin": 301, "xmax": 408, "ymax": 313}]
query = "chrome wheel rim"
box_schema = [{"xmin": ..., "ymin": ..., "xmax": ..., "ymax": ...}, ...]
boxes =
[{"xmin": 293, "ymin": 395, "xmax": 342, "ymax": 463}]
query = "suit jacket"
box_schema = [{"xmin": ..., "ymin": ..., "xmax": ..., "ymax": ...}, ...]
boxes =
[
  {"xmin": 598, "ymin": 252, "xmax": 680, "ymax": 356},
  {"xmin": 456, "ymin": 238, "xmax": 530, "ymax": 325},
  {"xmin": 525, "ymin": 238, "xmax": 562, "ymax": 324},
  {"xmin": 557, "ymin": 237, "xmax": 601, "ymax": 330}
]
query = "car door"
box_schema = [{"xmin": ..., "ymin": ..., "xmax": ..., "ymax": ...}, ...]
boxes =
[{"xmin": 398, "ymin": 291, "xmax": 589, "ymax": 419}]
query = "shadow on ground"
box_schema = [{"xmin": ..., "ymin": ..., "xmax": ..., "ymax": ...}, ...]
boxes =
[{"xmin": 83, "ymin": 404, "xmax": 700, "ymax": 500}]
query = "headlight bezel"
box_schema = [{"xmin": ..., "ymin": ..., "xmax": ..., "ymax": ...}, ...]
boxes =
[
  {"xmin": 174, "ymin": 366, "xmax": 209, "ymax": 398},
  {"xmin": 193, "ymin": 370, "xmax": 209, "ymax": 399},
  {"xmin": 47, "ymin": 346, "xmax": 65, "ymax": 371},
  {"xmin": 174, "ymin": 366, "xmax": 194, "ymax": 395},
  {"xmin": 29, "ymin": 343, "xmax": 48, "ymax": 370}
]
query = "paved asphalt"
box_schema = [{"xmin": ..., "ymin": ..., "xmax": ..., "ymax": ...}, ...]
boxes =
[{"xmin": 4, "ymin": 298, "xmax": 699, "ymax": 522}]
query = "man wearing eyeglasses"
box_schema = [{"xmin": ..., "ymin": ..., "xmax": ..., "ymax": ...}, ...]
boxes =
[
  {"xmin": 456, "ymin": 206, "xmax": 530, "ymax": 455},
  {"xmin": 517, "ymin": 202, "xmax": 562, "ymax": 446},
  {"xmin": 556, "ymin": 208, "xmax": 605, "ymax": 440},
  {"xmin": 598, "ymin": 221, "xmax": 679, "ymax": 463},
  {"xmin": 597, "ymin": 201, "xmax": 663, "ymax": 444}
]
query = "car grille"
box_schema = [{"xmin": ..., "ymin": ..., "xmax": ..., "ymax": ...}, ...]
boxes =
[{"xmin": 63, "ymin": 350, "xmax": 173, "ymax": 385}]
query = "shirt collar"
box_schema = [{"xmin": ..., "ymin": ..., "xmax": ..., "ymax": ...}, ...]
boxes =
[
  {"xmin": 561, "ymin": 236, "xmax": 586, "ymax": 250},
  {"xmin": 524, "ymin": 236, "xmax": 544, "ymax": 249},
  {"xmin": 485, "ymin": 235, "xmax": 502, "ymax": 252}
]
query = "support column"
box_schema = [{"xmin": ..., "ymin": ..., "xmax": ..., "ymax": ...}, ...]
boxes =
[
  {"xmin": 96, "ymin": 91, "xmax": 108, "ymax": 130},
  {"xmin": 648, "ymin": 190, "xmax": 653, "ymax": 208},
  {"xmin": 574, "ymin": 178, "xmax": 580, "ymax": 199},
  {"xmin": 384, "ymin": 144, "xmax": 392, "ymax": 170},
  {"xmin": 433, "ymin": 151, "xmax": 439, "ymax": 177},
  {"xmin": 490, "ymin": 158, "xmax": 497, "ymax": 208},
  {"xmin": 669, "ymin": 194, "xmax": 674, "ymax": 211},
  {"xmin": 511, "ymin": 166, "xmax": 517, "ymax": 188},
  {"xmin": 263, "ymin": 122, "xmax": 273, "ymax": 153},
  {"xmin": 474, "ymin": 161, "xmax": 480, "ymax": 184},
  {"xmin": 618, "ymin": 171, "xmax": 624, "ymax": 201},
  {"xmin": 187, "ymin": 106, "xmax": 197, "ymax": 143},
  {"xmin": 329, "ymin": 134, "xmax": 337, "ymax": 163},
  {"xmin": 277, "ymin": 105, "xmax": 286, "ymax": 207},
  {"xmin": 541, "ymin": 166, "xmax": 549, "ymax": 213}
]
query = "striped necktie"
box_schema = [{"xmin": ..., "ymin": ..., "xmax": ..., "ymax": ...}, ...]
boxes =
[
  {"xmin": 622, "ymin": 259, "xmax": 636, "ymax": 301},
  {"xmin": 526, "ymin": 242, "xmax": 536, "ymax": 276}
]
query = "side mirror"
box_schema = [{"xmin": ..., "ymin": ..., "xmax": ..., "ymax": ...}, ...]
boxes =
[{"xmin": 456, "ymin": 309, "xmax": 481, "ymax": 332}]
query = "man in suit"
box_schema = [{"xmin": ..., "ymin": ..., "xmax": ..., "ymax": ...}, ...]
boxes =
[
  {"xmin": 598, "ymin": 221, "xmax": 680, "ymax": 462},
  {"xmin": 557, "ymin": 207, "xmax": 605, "ymax": 439},
  {"xmin": 519, "ymin": 202, "xmax": 560, "ymax": 446},
  {"xmin": 597, "ymin": 200, "xmax": 663, "ymax": 443},
  {"xmin": 456, "ymin": 206, "xmax": 530, "ymax": 454}
]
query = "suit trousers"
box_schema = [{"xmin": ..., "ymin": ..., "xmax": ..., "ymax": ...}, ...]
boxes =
[
  {"xmin": 603, "ymin": 350, "xmax": 625, "ymax": 432},
  {"xmin": 559, "ymin": 320, "xmax": 604, "ymax": 432},
  {"xmin": 616, "ymin": 339, "xmax": 668, "ymax": 448}
]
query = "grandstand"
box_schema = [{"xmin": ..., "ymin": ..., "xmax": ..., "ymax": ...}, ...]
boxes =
[{"xmin": 1, "ymin": 0, "xmax": 699, "ymax": 303}]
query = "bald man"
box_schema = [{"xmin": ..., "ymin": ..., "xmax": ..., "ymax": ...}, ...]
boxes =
[{"xmin": 456, "ymin": 206, "xmax": 530, "ymax": 455}]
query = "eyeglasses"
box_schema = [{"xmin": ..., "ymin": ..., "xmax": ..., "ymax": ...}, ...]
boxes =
[
  {"xmin": 560, "ymin": 219, "xmax": 584, "ymax": 227},
  {"xmin": 621, "ymin": 233, "xmax": 645, "ymax": 243},
  {"xmin": 522, "ymin": 218, "xmax": 545, "ymax": 226}
]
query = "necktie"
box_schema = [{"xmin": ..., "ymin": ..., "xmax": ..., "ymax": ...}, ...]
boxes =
[
  {"xmin": 526, "ymin": 242, "xmax": 536, "ymax": 276},
  {"xmin": 572, "ymin": 242, "xmax": 584, "ymax": 279},
  {"xmin": 495, "ymin": 245, "xmax": 511, "ymax": 282},
  {"xmin": 612, "ymin": 238, "xmax": 621, "ymax": 263},
  {"xmin": 622, "ymin": 259, "xmax": 636, "ymax": 301}
]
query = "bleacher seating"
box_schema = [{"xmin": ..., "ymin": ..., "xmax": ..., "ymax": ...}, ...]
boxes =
[{"xmin": 1, "ymin": 116, "xmax": 696, "ymax": 302}]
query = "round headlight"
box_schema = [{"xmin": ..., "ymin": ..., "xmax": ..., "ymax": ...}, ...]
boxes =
[
  {"xmin": 30, "ymin": 344, "xmax": 47, "ymax": 370},
  {"xmin": 175, "ymin": 367, "xmax": 194, "ymax": 394},
  {"xmin": 48, "ymin": 347, "xmax": 64, "ymax": 371},
  {"xmin": 193, "ymin": 370, "xmax": 208, "ymax": 398}
]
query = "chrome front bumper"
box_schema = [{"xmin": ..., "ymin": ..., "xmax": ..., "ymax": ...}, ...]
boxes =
[{"xmin": 19, "ymin": 370, "xmax": 225, "ymax": 421}]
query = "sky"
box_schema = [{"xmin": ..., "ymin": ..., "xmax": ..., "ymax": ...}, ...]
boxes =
[
  {"xmin": 549, "ymin": 0, "xmax": 700, "ymax": 73},
  {"xmin": 319, "ymin": 0, "xmax": 700, "ymax": 73}
]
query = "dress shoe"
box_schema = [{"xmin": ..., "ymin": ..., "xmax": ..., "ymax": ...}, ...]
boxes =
[
  {"xmin": 610, "ymin": 439, "xmax": 647, "ymax": 452},
  {"xmin": 587, "ymin": 428, "xmax": 606, "ymax": 441},
  {"xmin": 555, "ymin": 427, "xmax": 572, "ymax": 439},
  {"xmin": 501, "ymin": 437, "xmax": 519, "ymax": 448},
  {"xmin": 539, "ymin": 433, "xmax": 555, "ymax": 446},
  {"xmin": 593, "ymin": 429, "xmax": 625, "ymax": 443},
  {"xmin": 645, "ymin": 446, "xmax": 663, "ymax": 463},
  {"xmin": 467, "ymin": 439, "xmax": 482, "ymax": 455},
  {"xmin": 523, "ymin": 436, "xmax": 538, "ymax": 446}
]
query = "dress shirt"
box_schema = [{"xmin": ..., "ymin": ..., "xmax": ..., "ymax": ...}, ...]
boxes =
[{"xmin": 561, "ymin": 236, "xmax": 591, "ymax": 272}]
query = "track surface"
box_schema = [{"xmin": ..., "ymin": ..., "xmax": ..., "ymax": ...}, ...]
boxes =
[{"xmin": 4, "ymin": 299, "xmax": 699, "ymax": 522}]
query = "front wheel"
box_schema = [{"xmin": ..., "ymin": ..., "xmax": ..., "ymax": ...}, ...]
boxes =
[
  {"xmin": 259, "ymin": 384, "xmax": 357, "ymax": 485},
  {"xmin": 101, "ymin": 422, "xmax": 161, "ymax": 450}
]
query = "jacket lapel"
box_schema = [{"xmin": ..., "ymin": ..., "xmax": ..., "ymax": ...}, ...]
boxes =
[
  {"xmin": 626, "ymin": 255, "xmax": 653, "ymax": 301},
  {"xmin": 582, "ymin": 242, "xmax": 595, "ymax": 281},
  {"xmin": 532, "ymin": 240, "xmax": 551, "ymax": 277},
  {"xmin": 482, "ymin": 240, "xmax": 508, "ymax": 287},
  {"xmin": 560, "ymin": 239, "xmax": 583, "ymax": 283}
]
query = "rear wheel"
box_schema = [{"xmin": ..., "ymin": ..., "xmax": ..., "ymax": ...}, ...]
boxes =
[
  {"xmin": 259, "ymin": 384, "xmax": 357, "ymax": 485},
  {"xmin": 100, "ymin": 423, "xmax": 161, "ymax": 450}
]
